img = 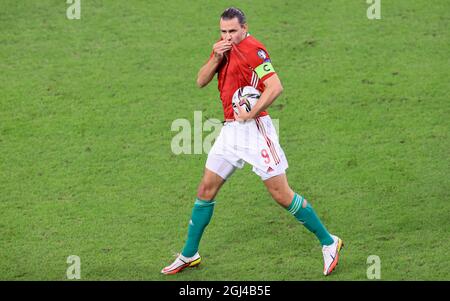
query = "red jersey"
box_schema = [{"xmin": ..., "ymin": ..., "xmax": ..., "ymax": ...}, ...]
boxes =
[{"xmin": 210, "ymin": 35, "xmax": 277, "ymax": 120}]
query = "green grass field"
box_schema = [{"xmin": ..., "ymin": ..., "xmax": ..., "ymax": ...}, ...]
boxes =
[{"xmin": 1, "ymin": 0, "xmax": 449, "ymax": 280}]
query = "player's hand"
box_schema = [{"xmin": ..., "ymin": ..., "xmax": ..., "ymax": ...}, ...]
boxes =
[
  {"xmin": 213, "ymin": 40, "xmax": 232, "ymax": 61},
  {"xmin": 234, "ymin": 101, "xmax": 253, "ymax": 122}
]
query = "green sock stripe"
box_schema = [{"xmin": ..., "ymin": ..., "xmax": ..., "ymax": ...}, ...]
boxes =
[
  {"xmin": 287, "ymin": 195, "xmax": 299, "ymax": 214},
  {"xmin": 195, "ymin": 198, "xmax": 216, "ymax": 206},
  {"xmin": 295, "ymin": 195, "xmax": 304, "ymax": 214},
  {"xmin": 287, "ymin": 194, "xmax": 297, "ymax": 212},
  {"xmin": 288, "ymin": 194, "xmax": 303, "ymax": 215},
  {"xmin": 196, "ymin": 197, "xmax": 211, "ymax": 202}
]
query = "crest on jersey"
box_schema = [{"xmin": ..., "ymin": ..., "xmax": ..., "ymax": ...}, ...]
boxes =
[{"xmin": 257, "ymin": 49, "xmax": 267, "ymax": 60}]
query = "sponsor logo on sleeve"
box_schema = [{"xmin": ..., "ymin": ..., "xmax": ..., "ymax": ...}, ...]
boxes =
[{"xmin": 257, "ymin": 49, "xmax": 267, "ymax": 60}]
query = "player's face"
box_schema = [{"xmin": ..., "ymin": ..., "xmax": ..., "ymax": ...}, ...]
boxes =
[{"xmin": 220, "ymin": 18, "xmax": 248, "ymax": 45}]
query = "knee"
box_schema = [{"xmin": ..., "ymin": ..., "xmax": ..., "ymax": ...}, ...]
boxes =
[{"xmin": 197, "ymin": 181, "xmax": 216, "ymax": 200}]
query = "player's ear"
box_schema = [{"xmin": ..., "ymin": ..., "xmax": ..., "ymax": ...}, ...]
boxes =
[{"xmin": 242, "ymin": 24, "xmax": 248, "ymax": 37}]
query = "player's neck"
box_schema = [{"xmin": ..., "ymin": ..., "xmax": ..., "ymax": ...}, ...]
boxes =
[{"xmin": 237, "ymin": 32, "xmax": 250, "ymax": 45}]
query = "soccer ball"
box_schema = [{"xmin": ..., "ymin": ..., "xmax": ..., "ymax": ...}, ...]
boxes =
[{"xmin": 232, "ymin": 86, "xmax": 261, "ymax": 115}]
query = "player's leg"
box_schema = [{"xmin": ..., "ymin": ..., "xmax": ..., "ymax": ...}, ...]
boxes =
[
  {"xmin": 180, "ymin": 167, "xmax": 227, "ymax": 259},
  {"xmin": 250, "ymin": 116, "xmax": 343, "ymax": 275},
  {"xmin": 161, "ymin": 155, "xmax": 236, "ymax": 275},
  {"xmin": 196, "ymin": 167, "xmax": 226, "ymax": 201},
  {"xmin": 263, "ymin": 173, "xmax": 343, "ymax": 275},
  {"xmin": 263, "ymin": 173, "xmax": 334, "ymax": 245}
]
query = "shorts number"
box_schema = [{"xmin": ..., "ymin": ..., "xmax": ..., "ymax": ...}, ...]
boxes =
[{"xmin": 261, "ymin": 149, "xmax": 270, "ymax": 164}]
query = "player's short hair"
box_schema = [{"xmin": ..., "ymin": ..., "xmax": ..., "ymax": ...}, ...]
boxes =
[{"xmin": 220, "ymin": 7, "xmax": 246, "ymax": 25}]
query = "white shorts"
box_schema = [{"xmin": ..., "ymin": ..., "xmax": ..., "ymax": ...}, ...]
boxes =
[{"xmin": 206, "ymin": 115, "xmax": 288, "ymax": 181}]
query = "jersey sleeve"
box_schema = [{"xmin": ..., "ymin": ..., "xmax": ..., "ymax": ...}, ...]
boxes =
[{"xmin": 246, "ymin": 47, "xmax": 276, "ymax": 82}]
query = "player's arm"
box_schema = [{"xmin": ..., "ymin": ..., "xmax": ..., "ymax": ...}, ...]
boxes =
[
  {"xmin": 197, "ymin": 40, "xmax": 232, "ymax": 88},
  {"xmin": 235, "ymin": 74, "xmax": 284, "ymax": 121}
]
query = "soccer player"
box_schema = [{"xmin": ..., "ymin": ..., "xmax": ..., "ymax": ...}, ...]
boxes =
[{"xmin": 162, "ymin": 7, "xmax": 343, "ymax": 276}]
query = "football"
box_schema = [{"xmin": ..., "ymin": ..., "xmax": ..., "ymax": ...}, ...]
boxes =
[{"xmin": 232, "ymin": 86, "xmax": 261, "ymax": 115}]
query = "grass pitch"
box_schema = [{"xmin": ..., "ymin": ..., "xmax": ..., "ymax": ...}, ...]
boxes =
[{"xmin": 0, "ymin": 0, "xmax": 449, "ymax": 280}]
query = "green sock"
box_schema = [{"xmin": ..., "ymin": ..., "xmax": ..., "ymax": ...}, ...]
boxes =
[
  {"xmin": 181, "ymin": 198, "xmax": 215, "ymax": 257},
  {"xmin": 287, "ymin": 193, "xmax": 334, "ymax": 246}
]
